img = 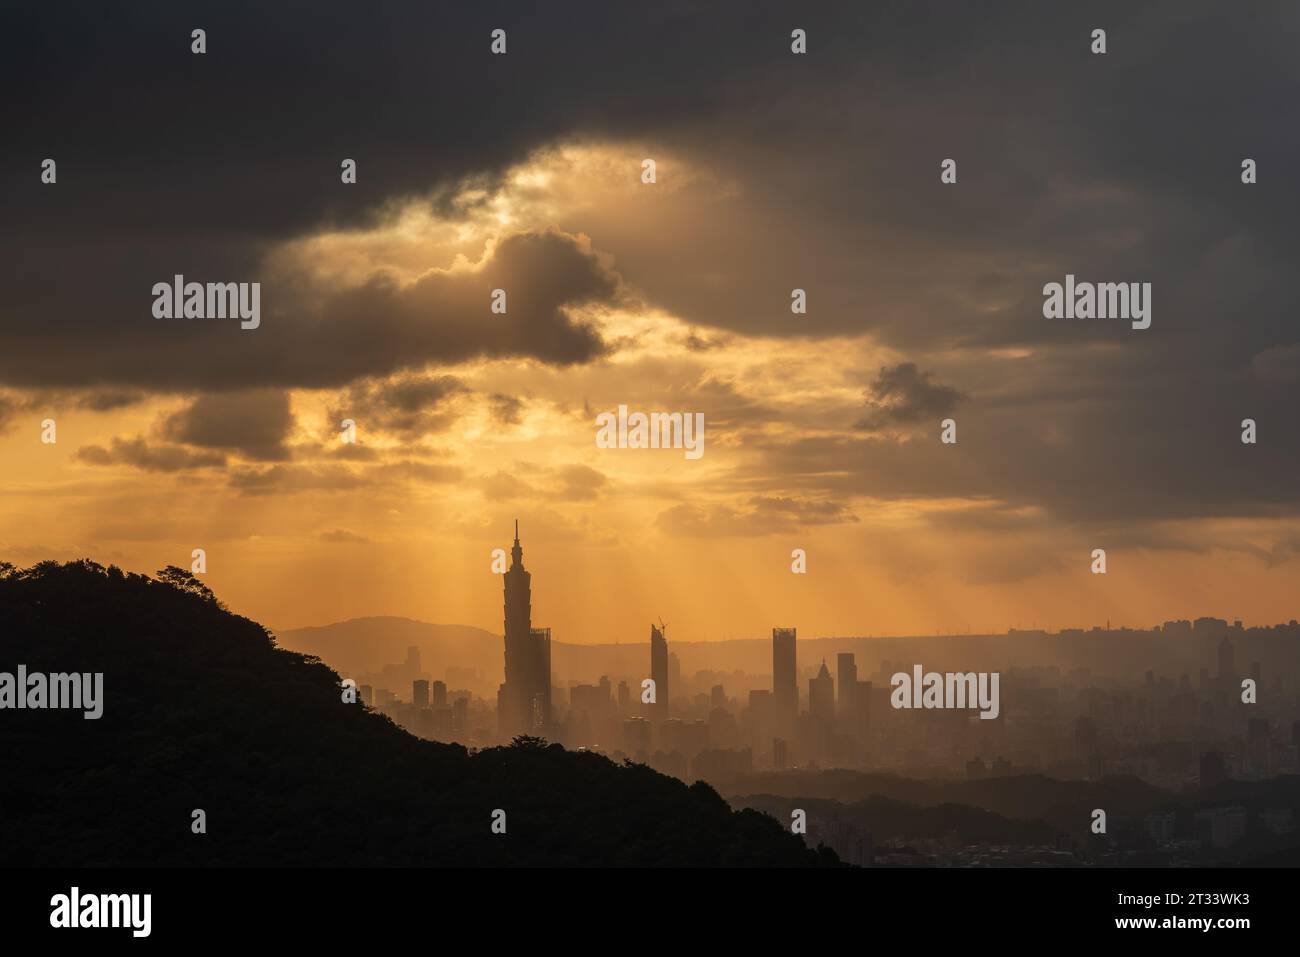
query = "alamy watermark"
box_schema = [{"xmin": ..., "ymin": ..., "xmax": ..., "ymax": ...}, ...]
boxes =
[
  {"xmin": 50, "ymin": 887, "xmax": 150, "ymax": 937},
  {"xmin": 595, "ymin": 405, "xmax": 705, "ymax": 460},
  {"xmin": 152, "ymin": 274, "xmax": 260, "ymax": 330},
  {"xmin": 890, "ymin": 665, "xmax": 1000, "ymax": 719},
  {"xmin": 1042, "ymin": 274, "xmax": 1150, "ymax": 330},
  {"xmin": 0, "ymin": 666, "xmax": 103, "ymax": 719}
]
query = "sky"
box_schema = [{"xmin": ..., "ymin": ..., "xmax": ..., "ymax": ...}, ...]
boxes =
[{"xmin": 2, "ymin": 1, "xmax": 1299, "ymax": 641}]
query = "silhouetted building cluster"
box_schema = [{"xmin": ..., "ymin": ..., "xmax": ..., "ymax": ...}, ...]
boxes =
[{"xmin": 348, "ymin": 537, "xmax": 1299, "ymax": 802}]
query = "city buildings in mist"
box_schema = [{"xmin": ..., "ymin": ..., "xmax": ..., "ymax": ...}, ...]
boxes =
[
  {"xmin": 334, "ymin": 532, "xmax": 1299, "ymax": 785},
  {"xmin": 302, "ymin": 528, "xmax": 1300, "ymax": 866}
]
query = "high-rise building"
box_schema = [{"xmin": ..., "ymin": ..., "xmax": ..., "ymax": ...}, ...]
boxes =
[
  {"xmin": 853, "ymin": 679, "xmax": 873, "ymax": 737},
  {"xmin": 810, "ymin": 660, "xmax": 834, "ymax": 722},
  {"xmin": 773, "ymin": 627, "xmax": 797, "ymax": 726},
  {"xmin": 773, "ymin": 736, "xmax": 789, "ymax": 771},
  {"xmin": 650, "ymin": 623, "xmax": 669, "ymax": 721},
  {"xmin": 837, "ymin": 653, "xmax": 857, "ymax": 716},
  {"xmin": 498, "ymin": 522, "xmax": 552, "ymax": 738},
  {"xmin": 431, "ymin": 680, "xmax": 447, "ymax": 710},
  {"xmin": 413, "ymin": 679, "xmax": 429, "ymax": 709},
  {"xmin": 623, "ymin": 716, "xmax": 652, "ymax": 755},
  {"xmin": 1218, "ymin": 636, "xmax": 1235, "ymax": 688}
]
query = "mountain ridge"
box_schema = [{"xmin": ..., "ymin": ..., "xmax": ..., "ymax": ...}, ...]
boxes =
[{"xmin": 0, "ymin": 559, "xmax": 836, "ymax": 867}]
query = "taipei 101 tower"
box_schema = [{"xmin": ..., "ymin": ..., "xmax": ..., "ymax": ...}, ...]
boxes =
[{"xmin": 497, "ymin": 521, "xmax": 552, "ymax": 738}]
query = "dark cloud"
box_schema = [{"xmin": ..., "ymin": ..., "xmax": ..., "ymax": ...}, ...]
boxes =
[
  {"xmin": 162, "ymin": 389, "xmax": 294, "ymax": 460},
  {"xmin": 332, "ymin": 375, "xmax": 469, "ymax": 438},
  {"xmin": 739, "ymin": 384, "xmax": 1300, "ymax": 525},
  {"xmin": 854, "ymin": 362, "xmax": 963, "ymax": 431},
  {"xmin": 489, "ymin": 393, "xmax": 525, "ymax": 426},
  {"xmin": 76, "ymin": 436, "xmax": 226, "ymax": 472},
  {"xmin": 40, "ymin": 390, "xmax": 147, "ymax": 412},
  {"xmin": 681, "ymin": 330, "xmax": 731, "ymax": 352},
  {"xmin": 71, "ymin": 390, "xmax": 145, "ymax": 411},
  {"xmin": 0, "ymin": 228, "xmax": 617, "ymax": 391},
  {"xmin": 748, "ymin": 496, "xmax": 859, "ymax": 526}
]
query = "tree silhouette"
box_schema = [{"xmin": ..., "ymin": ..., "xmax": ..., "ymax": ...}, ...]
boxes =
[{"xmin": 156, "ymin": 565, "xmax": 222, "ymax": 606}]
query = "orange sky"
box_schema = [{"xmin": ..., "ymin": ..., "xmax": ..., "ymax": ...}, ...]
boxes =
[{"xmin": 3, "ymin": 142, "xmax": 1299, "ymax": 639}]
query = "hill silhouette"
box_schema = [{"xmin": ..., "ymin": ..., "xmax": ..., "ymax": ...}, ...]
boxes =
[{"xmin": 0, "ymin": 560, "xmax": 836, "ymax": 867}]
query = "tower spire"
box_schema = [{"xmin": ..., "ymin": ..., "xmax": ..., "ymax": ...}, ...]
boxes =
[{"xmin": 511, "ymin": 519, "xmax": 523, "ymax": 566}]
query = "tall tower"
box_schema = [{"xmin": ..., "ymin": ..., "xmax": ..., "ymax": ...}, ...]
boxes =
[
  {"xmin": 500, "ymin": 521, "xmax": 550, "ymax": 737},
  {"xmin": 773, "ymin": 627, "xmax": 797, "ymax": 729},
  {"xmin": 650, "ymin": 622, "xmax": 668, "ymax": 721}
]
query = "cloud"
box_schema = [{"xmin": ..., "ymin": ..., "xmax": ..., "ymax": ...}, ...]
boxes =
[
  {"xmin": 854, "ymin": 363, "xmax": 963, "ymax": 431},
  {"xmin": 227, "ymin": 458, "xmax": 462, "ymax": 496},
  {"xmin": 369, "ymin": 461, "xmax": 464, "ymax": 484},
  {"xmin": 0, "ymin": 228, "xmax": 619, "ymax": 392},
  {"xmin": 1251, "ymin": 344, "xmax": 1300, "ymax": 388},
  {"xmin": 228, "ymin": 464, "xmax": 369, "ymax": 495},
  {"xmin": 320, "ymin": 528, "xmax": 372, "ymax": 544},
  {"xmin": 657, "ymin": 496, "xmax": 856, "ymax": 538},
  {"xmin": 4, "ymin": 0, "xmax": 1300, "ymax": 553},
  {"xmin": 331, "ymin": 374, "xmax": 469, "ymax": 438},
  {"xmin": 0, "ymin": 394, "xmax": 21, "ymax": 435},
  {"xmin": 489, "ymin": 393, "xmax": 525, "ymax": 426},
  {"xmin": 76, "ymin": 437, "xmax": 226, "ymax": 472},
  {"xmin": 554, "ymin": 464, "xmax": 607, "ymax": 501},
  {"xmin": 162, "ymin": 389, "xmax": 294, "ymax": 461}
]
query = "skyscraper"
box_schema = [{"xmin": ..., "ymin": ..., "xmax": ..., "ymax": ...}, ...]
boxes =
[
  {"xmin": 650, "ymin": 622, "xmax": 668, "ymax": 721},
  {"xmin": 1218, "ymin": 635, "xmax": 1235, "ymax": 690},
  {"xmin": 498, "ymin": 522, "xmax": 552, "ymax": 738},
  {"xmin": 837, "ymin": 652, "xmax": 857, "ymax": 716},
  {"xmin": 810, "ymin": 660, "xmax": 835, "ymax": 722},
  {"xmin": 412, "ymin": 679, "xmax": 429, "ymax": 709},
  {"xmin": 773, "ymin": 627, "xmax": 797, "ymax": 728}
]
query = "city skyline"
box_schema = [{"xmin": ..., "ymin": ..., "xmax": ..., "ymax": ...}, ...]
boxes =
[{"xmin": 307, "ymin": 526, "xmax": 1300, "ymax": 819}]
